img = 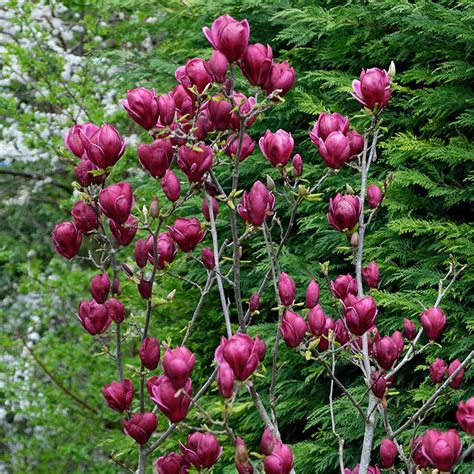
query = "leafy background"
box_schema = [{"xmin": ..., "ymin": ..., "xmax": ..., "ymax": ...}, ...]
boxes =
[{"xmin": 1, "ymin": 0, "xmax": 472, "ymax": 472}]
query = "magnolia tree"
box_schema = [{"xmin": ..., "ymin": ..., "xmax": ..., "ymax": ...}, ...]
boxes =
[{"xmin": 51, "ymin": 14, "xmax": 473, "ymax": 474}]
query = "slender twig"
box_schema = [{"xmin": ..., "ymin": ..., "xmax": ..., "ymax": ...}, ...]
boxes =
[
  {"xmin": 17, "ymin": 334, "xmax": 100, "ymax": 416},
  {"xmin": 263, "ymin": 222, "xmax": 282, "ymax": 428},
  {"xmin": 207, "ymin": 193, "xmax": 232, "ymax": 338}
]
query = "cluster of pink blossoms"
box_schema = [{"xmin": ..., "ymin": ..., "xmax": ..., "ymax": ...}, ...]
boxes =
[{"xmin": 50, "ymin": 11, "xmax": 472, "ymax": 473}]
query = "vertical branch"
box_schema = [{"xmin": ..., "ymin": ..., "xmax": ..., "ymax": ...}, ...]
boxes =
[
  {"xmin": 357, "ymin": 125, "xmax": 380, "ymax": 474},
  {"xmin": 329, "ymin": 342, "xmax": 345, "ymax": 474},
  {"xmin": 208, "ymin": 193, "xmax": 233, "ymax": 338},
  {"xmin": 263, "ymin": 222, "xmax": 282, "ymax": 427},
  {"xmin": 228, "ymin": 122, "xmax": 247, "ymax": 331}
]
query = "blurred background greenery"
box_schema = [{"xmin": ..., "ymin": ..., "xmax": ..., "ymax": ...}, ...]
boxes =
[{"xmin": 1, "ymin": 0, "xmax": 472, "ymax": 472}]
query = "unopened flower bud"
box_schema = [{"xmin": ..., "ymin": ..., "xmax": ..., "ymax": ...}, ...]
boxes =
[
  {"xmin": 249, "ymin": 293, "xmax": 260, "ymax": 313},
  {"xmin": 430, "ymin": 358, "xmax": 447, "ymax": 383},
  {"xmin": 139, "ymin": 336, "xmax": 160, "ymax": 370},
  {"xmin": 149, "ymin": 197, "xmax": 160, "ymax": 218},
  {"xmin": 201, "ymin": 247, "xmax": 215, "ymax": 270},
  {"xmin": 278, "ymin": 272, "xmax": 296, "ymax": 306},
  {"xmin": 291, "ymin": 154, "xmax": 303, "ymax": 177}
]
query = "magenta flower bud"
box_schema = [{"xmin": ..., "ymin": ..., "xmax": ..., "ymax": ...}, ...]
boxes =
[
  {"xmin": 260, "ymin": 428, "xmax": 276, "ymax": 455},
  {"xmin": 229, "ymin": 92, "xmax": 257, "ymax": 130},
  {"xmin": 317, "ymin": 317, "xmax": 336, "ymax": 351},
  {"xmin": 99, "ymin": 182, "xmax": 134, "ymax": 224},
  {"xmin": 201, "ymin": 247, "xmax": 215, "ymax": 270},
  {"xmin": 171, "ymin": 84, "xmax": 195, "ymax": 116},
  {"xmin": 379, "ymin": 439, "xmax": 397, "ymax": 468},
  {"xmin": 110, "ymin": 216, "xmax": 138, "ymax": 246},
  {"xmin": 162, "ymin": 346, "xmax": 195, "ymax": 389},
  {"xmin": 73, "ymin": 155, "xmax": 105, "ymax": 187},
  {"xmin": 137, "ymin": 139, "xmax": 173, "ymax": 178},
  {"xmin": 259, "ymin": 129, "xmax": 294, "ymax": 167},
  {"xmin": 138, "ymin": 279, "xmax": 152, "ymax": 299},
  {"xmin": 352, "ymin": 67, "xmax": 391, "ymax": 110},
  {"xmin": 104, "ymin": 298, "xmax": 125, "ymax": 324},
  {"xmin": 371, "ymin": 371, "xmax": 387, "ymax": 398},
  {"xmin": 81, "ymin": 123, "xmax": 125, "ymax": 169},
  {"xmin": 239, "ymin": 43, "xmax": 273, "ymax": 87},
  {"xmin": 430, "ymin": 358, "xmax": 447, "ymax": 383},
  {"xmin": 373, "ymin": 335, "xmax": 401, "ymax": 370},
  {"xmin": 308, "ymin": 304, "xmax": 326, "ymax": 336},
  {"xmin": 52, "ymin": 222, "xmax": 82, "ymax": 259},
  {"xmin": 263, "ymin": 61, "xmax": 296, "ymax": 97},
  {"xmin": 367, "ymin": 184, "xmax": 383, "ymax": 209},
  {"xmin": 176, "ymin": 58, "xmax": 213, "ymax": 95},
  {"xmin": 305, "ymin": 279, "xmax": 320, "ymax": 308},
  {"xmin": 89, "ymin": 273, "xmax": 110, "ymax": 304},
  {"xmin": 139, "ymin": 336, "xmax": 160, "ymax": 370},
  {"xmin": 161, "ymin": 170, "xmax": 181, "ymax": 202},
  {"xmin": 345, "ymin": 296, "xmax": 378, "ymax": 336},
  {"xmin": 180, "ymin": 432, "xmax": 222, "ymax": 469},
  {"xmin": 237, "ymin": 181, "xmax": 275, "ymax": 227},
  {"xmin": 309, "ymin": 113, "xmax": 349, "ymax": 143},
  {"xmin": 158, "ymin": 93, "xmax": 176, "ymax": 126},
  {"xmin": 362, "ymin": 261, "xmax": 380, "ymax": 288},
  {"xmin": 335, "ymin": 319, "xmax": 350, "ymax": 346},
  {"xmin": 121, "ymin": 412, "xmax": 157, "ymax": 445},
  {"xmin": 403, "ymin": 318, "xmax": 416, "ymax": 340},
  {"xmin": 421, "ymin": 429, "xmax": 462, "ymax": 472},
  {"xmin": 71, "ymin": 201, "xmax": 99, "ymax": 234},
  {"xmin": 456, "ymin": 398, "xmax": 474, "ymax": 435},
  {"xmin": 249, "ymin": 293, "xmax": 260, "ymax": 313},
  {"xmin": 146, "ymin": 232, "xmax": 177, "ymax": 269},
  {"xmin": 392, "ymin": 330, "xmax": 404, "ymax": 354},
  {"xmin": 217, "ymin": 361, "xmax": 235, "ymax": 398},
  {"xmin": 177, "ymin": 144, "xmax": 213, "ymax": 182},
  {"xmin": 224, "ymin": 133, "xmax": 257, "ymax": 161},
  {"xmin": 122, "ymin": 263, "xmax": 134, "ymax": 277},
  {"xmin": 77, "ymin": 300, "xmax": 112, "ymax": 335},
  {"xmin": 278, "ymin": 272, "xmax": 296, "ymax": 306},
  {"xmin": 202, "ymin": 196, "xmax": 219, "ymax": 222},
  {"xmin": 420, "ymin": 306, "xmax": 447, "ymax": 341},
  {"xmin": 448, "ymin": 359, "xmax": 465, "ymax": 389},
  {"xmin": 410, "ymin": 437, "xmax": 429, "ymax": 468},
  {"xmin": 208, "ymin": 50, "xmax": 228, "ymax": 82},
  {"xmin": 347, "ymin": 130, "xmax": 364, "ymax": 157},
  {"xmin": 160, "ymin": 170, "xmax": 180, "ymax": 202},
  {"xmin": 207, "ymin": 95, "xmax": 232, "ymax": 131},
  {"xmin": 65, "ymin": 123, "xmax": 99, "ymax": 157},
  {"xmin": 291, "ymin": 154, "xmax": 303, "ymax": 177},
  {"xmin": 134, "ymin": 238, "xmax": 148, "ymax": 268},
  {"xmin": 121, "ymin": 88, "xmax": 159, "ymax": 130},
  {"xmin": 221, "ymin": 334, "xmax": 261, "ymax": 381},
  {"xmin": 263, "ymin": 442, "xmax": 294, "ymax": 474},
  {"xmin": 256, "ymin": 338, "xmax": 267, "ymax": 362},
  {"xmin": 168, "ymin": 217, "xmax": 206, "ymax": 253},
  {"xmin": 203, "ymin": 15, "xmax": 250, "ymax": 62},
  {"xmin": 327, "ymin": 193, "xmax": 361, "ymax": 232},
  {"xmin": 280, "ymin": 310, "xmax": 307, "ymax": 348},
  {"xmin": 151, "ymin": 376, "xmax": 192, "ymax": 423},
  {"xmin": 330, "ymin": 274, "xmax": 358, "ymax": 300},
  {"xmin": 102, "ymin": 378, "xmax": 134, "ymax": 412},
  {"xmin": 317, "ymin": 132, "xmax": 351, "ymax": 169},
  {"xmin": 235, "ymin": 437, "xmax": 253, "ymax": 474},
  {"xmin": 156, "ymin": 452, "xmax": 189, "ymax": 474},
  {"xmin": 111, "ymin": 278, "xmax": 121, "ymax": 296}
]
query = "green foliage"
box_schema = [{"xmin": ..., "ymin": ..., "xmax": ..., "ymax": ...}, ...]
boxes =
[{"xmin": 1, "ymin": 0, "xmax": 473, "ymax": 473}]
